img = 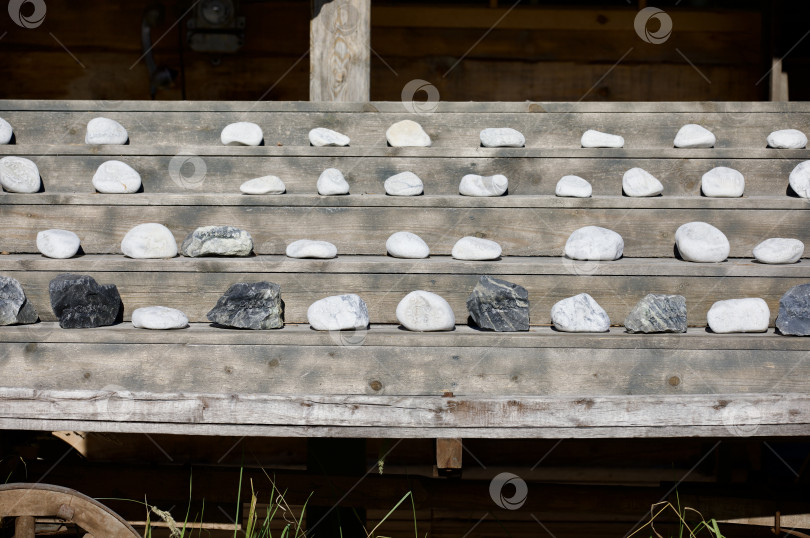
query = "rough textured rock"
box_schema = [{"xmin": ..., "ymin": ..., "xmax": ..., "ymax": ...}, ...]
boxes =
[
  {"xmin": 37, "ymin": 229, "xmax": 81, "ymax": 259},
  {"xmin": 581, "ymin": 129, "xmax": 624, "ymax": 148},
  {"xmin": 673, "ymin": 124, "xmax": 716, "ymax": 148},
  {"xmin": 181, "ymin": 226, "xmax": 253, "ymax": 257},
  {"xmin": 132, "ymin": 306, "xmax": 189, "ymax": 330},
  {"xmin": 307, "ymin": 294, "xmax": 369, "ymax": 331},
  {"xmin": 85, "ymin": 117, "xmax": 128, "ymax": 145},
  {"xmin": 386, "ymin": 120, "xmax": 431, "ymax": 147},
  {"xmin": 623, "ymin": 168, "xmax": 663, "ymax": 197},
  {"xmin": 776, "ymin": 283, "xmax": 810, "ymax": 336},
  {"xmin": 121, "ymin": 223, "xmax": 177, "ymax": 259},
  {"xmin": 317, "ymin": 168, "xmax": 350, "ymax": 195},
  {"xmin": 206, "ymin": 282, "xmax": 283, "ymax": 329},
  {"xmin": 386, "ymin": 231, "xmax": 430, "ymax": 259},
  {"xmin": 788, "ymin": 160, "xmax": 810, "ymax": 198},
  {"xmin": 309, "ymin": 127, "xmax": 350, "ymax": 147},
  {"xmin": 466, "ymin": 275, "xmax": 529, "ymax": 331},
  {"xmin": 240, "ymin": 175, "xmax": 286, "ymax": 195},
  {"xmin": 396, "ymin": 290, "xmax": 455, "ymax": 331},
  {"xmin": 767, "ymin": 129, "xmax": 807, "ymax": 149},
  {"xmin": 0, "ymin": 117, "xmax": 13, "ymax": 144},
  {"xmin": 707, "ymin": 298, "xmax": 769, "ymax": 333},
  {"xmin": 480, "ymin": 128, "xmax": 525, "ymax": 148},
  {"xmin": 220, "ymin": 122, "xmax": 263, "ymax": 146},
  {"xmin": 753, "ymin": 238, "xmax": 804, "ymax": 264},
  {"xmin": 0, "ymin": 156, "xmax": 41, "ymax": 193},
  {"xmin": 286, "ymin": 239, "xmax": 337, "ymax": 258},
  {"xmin": 92, "ymin": 160, "xmax": 142, "ymax": 193},
  {"xmin": 384, "ymin": 171, "xmax": 423, "ymax": 196},
  {"xmin": 551, "ymin": 293, "xmax": 610, "ymax": 332},
  {"xmin": 459, "ymin": 174, "xmax": 508, "ymax": 197},
  {"xmin": 701, "ymin": 166, "xmax": 745, "ymax": 197},
  {"xmin": 675, "ymin": 222, "xmax": 730, "ymax": 263},
  {"xmin": 624, "ymin": 294, "xmax": 687, "ymax": 333},
  {"xmin": 451, "ymin": 237, "xmax": 502, "ymax": 260},
  {"xmin": 0, "ymin": 276, "xmax": 38, "ymax": 326},
  {"xmin": 564, "ymin": 226, "xmax": 624, "ymax": 261},
  {"xmin": 49, "ymin": 273, "xmax": 122, "ymax": 328},
  {"xmin": 555, "ymin": 175, "xmax": 592, "ymax": 198}
]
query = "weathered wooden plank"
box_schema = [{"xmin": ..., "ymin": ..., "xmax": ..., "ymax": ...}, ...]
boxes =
[{"xmin": 436, "ymin": 438, "xmax": 462, "ymax": 470}]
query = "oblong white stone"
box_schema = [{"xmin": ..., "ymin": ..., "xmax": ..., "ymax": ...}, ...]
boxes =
[
  {"xmin": 753, "ymin": 238, "xmax": 804, "ymax": 264},
  {"xmin": 707, "ymin": 298, "xmax": 769, "ymax": 333},
  {"xmin": 221, "ymin": 122, "xmax": 263, "ymax": 146},
  {"xmin": 386, "ymin": 231, "xmax": 430, "ymax": 259},
  {"xmin": 132, "ymin": 306, "xmax": 189, "ymax": 330},
  {"xmin": 451, "ymin": 237, "xmax": 502, "ymax": 260},
  {"xmin": 37, "ymin": 229, "xmax": 80, "ymax": 259},
  {"xmin": 789, "ymin": 160, "xmax": 810, "ymax": 198},
  {"xmin": 121, "ymin": 223, "xmax": 177, "ymax": 259},
  {"xmin": 675, "ymin": 222, "xmax": 730, "ymax": 263},
  {"xmin": 384, "ymin": 171, "xmax": 423, "ymax": 196},
  {"xmin": 767, "ymin": 129, "xmax": 807, "ymax": 149},
  {"xmin": 551, "ymin": 293, "xmax": 610, "ymax": 332},
  {"xmin": 286, "ymin": 239, "xmax": 337, "ymax": 259},
  {"xmin": 480, "ymin": 128, "xmax": 525, "ymax": 148},
  {"xmin": 701, "ymin": 166, "xmax": 744, "ymax": 197},
  {"xmin": 0, "ymin": 156, "xmax": 41, "ymax": 193},
  {"xmin": 240, "ymin": 175, "xmax": 286, "ymax": 194},
  {"xmin": 0, "ymin": 117, "xmax": 13, "ymax": 145},
  {"xmin": 317, "ymin": 168, "xmax": 350, "ymax": 195},
  {"xmin": 307, "ymin": 294, "xmax": 369, "ymax": 331},
  {"xmin": 309, "ymin": 127, "xmax": 350, "ymax": 147},
  {"xmin": 92, "ymin": 160, "xmax": 142, "ymax": 193},
  {"xmin": 396, "ymin": 290, "xmax": 455, "ymax": 331},
  {"xmin": 555, "ymin": 175, "xmax": 592, "ymax": 198},
  {"xmin": 581, "ymin": 129, "xmax": 624, "ymax": 148},
  {"xmin": 674, "ymin": 124, "xmax": 715, "ymax": 148},
  {"xmin": 623, "ymin": 168, "xmax": 663, "ymax": 197},
  {"xmin": 85, "ymin": 117, "xmax": 128, "ymax": 145},
  {"xmin": 459, "ymin": 174, "xmax": 508, "ymax": 197},
  {"xmin": 386, "ymin": 120, "xmax": 431, "ymax": 147},
  {"xmin": 564, "ymin": 226, "xmax": 624, "ymax": 261}
]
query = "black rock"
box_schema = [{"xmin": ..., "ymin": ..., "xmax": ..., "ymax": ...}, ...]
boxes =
[
  {"xmin": 624, "ymin": 294, "xmax": 687, "ymax": 333},
  {"xmin": 466, "ymin": 275, "xmax": 529, "ymax": 331},
  {"xmin": 0, "ymin": 276, "xmax": 38, "ymax": 325},
  {"xmin": 207, "ymin": 282, "xmax": 283, "ymax": 329},
  {"xmin": 776, "ymin": 283, "xmax": 810, "ymax": 336},
  {"xmin": 49, "ymin": 273, "xmax": 123, "ymax": 328}
]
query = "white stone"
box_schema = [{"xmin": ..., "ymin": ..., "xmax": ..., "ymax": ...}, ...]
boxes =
[
  {"xmin": 451, "ymin": 237, "xmax": 502, "ymax": 260},
  {"xmin": 674, "ymin": 124, "xmax": 715, "ymax": 148},
  {"xmin": 386, "ymin": 231, "xmax": 430, "ymax": 259},
  {"xmin": 0, "ymin": 118, "xmax": 13, "ymax": 145},
  {"xmin": 309, "ymin": 127, "xmax": 350, "ymax": 147},
  {"xmin": 753, "ymin": 238, "xmax": 804, "ymax": 264},
  {"xmin": 581, "ymin": 129, "xmax": 624, "ymax": 148},
  {"xmin": 85, "ymin": 117, "xmax": 128, "ymax": 145},
  {"xmin": 121, "ymin": 223, "xmax": 177, "ymax": 259},
  {"xmin": 0, "ymin": 156, "xmax": 41, "ymax": 193},
  {"xmin": 459, "ymin": 174, "xmax": 508, "ymax": 197},
  {"xmin": 675, "ymin": 222, "xmax": 730, "ymax": 263},
  {"xmin": 92, "ymin": 160, "xmax": 142, "ymax": 194},
  {"xmin": 36, "ymin": 229, "xmax": 80, "ymax": 259},
  {"xmin": 396, "ymin": 290, "xmax": 455, "ymax": 331},
  {"xmin": 555, "ymin": 175, "xmax": 592, "ymax": 198},
  {"xmin": 788, "ymin": 160, "xmax": 810, "ymax": 198},
  {"xmin": 551, "ymin": 293, "xmax": 610, "ymax": 332},
  {"xmin": 701, "ymin": 166, "xmax": 744, "ymax": 197},
  {"xmin": 564, "ymin": 226, "xmax": 624, "ymax": 261},
  {"xmin": 707, "ymin": 298, "xmax": 769, "ymax": 333},
  {"xmin": 317, "ymin": 168, "xmax": 349, "ymax": 195},
  {"xmin": 622, "ymin": 168, "xmax": 663, "ymax": 197},
  {"xmin": 767, "ymin": 129, "xmax": 807, "ymax": 149},
  {"xmin": 307, "ymin": 294, "xmax": 369, "ymax": 331},
  {"xmin": 386, "ymin": 120, "xmax": 431, "ymax": 147},
  {"xmin": 286, "ymin": 239, "xmax": 337, "ymax": 259},
  {"xmin": 220, "ymin": 122, "xmax": 263, "ymax": 146},
  {"xmin": 384, "ymin": 171, "xmax": 423, "ymax": 196},
  {"xmin": 132, "ymin": 306, "xmax": 189, "ymax": 330},
  {"xmin": 240, "ymin": 175, "xmax": 286, "ymax": 194},
  {"xmin": 480, "ymin": 128, "xmax": 525, "ymax": 148}
]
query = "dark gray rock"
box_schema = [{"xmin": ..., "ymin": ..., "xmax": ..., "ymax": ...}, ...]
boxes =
[
  {"xmin": 466, "ymin": 275, "xmax": 529, "ymax": 331},
  {"xmin": 0, "ymin": 276, "xmax": 38, "ymax": 325},
  {"xmin": 207, "ymin": 282, "xmax": 283, "ymax": 329},
  {"xmin": 624, "ymin": 294, "xmax": 687, "ymax": 333},
  {"xmin": 181, "ymin": 225, "xmax": 253, "ymax": 257},
  {"xmin": 776, "ymin": 283, "xmax": 810, "ymax": 336},
  {"xmin": 49, "ymin": 274, "xmax": 123, "ymax": 328}
]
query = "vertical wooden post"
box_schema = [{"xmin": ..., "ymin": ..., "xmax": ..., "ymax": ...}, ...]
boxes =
[
  {"xmin": 15, "ymin": 516, "xmax": 36, "ymax": 538},
  {"xmin": 436, "ymin": 438, "xmax": 463, "ymax": 477},
  {"xmin": 310, "ymin": 0, "xmax": 371, "ymax": 101}
]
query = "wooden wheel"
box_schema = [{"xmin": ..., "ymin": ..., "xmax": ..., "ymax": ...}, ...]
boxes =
[{"xmin": 0, "ymin": 483, "xmax": 139, "ymax": 537}]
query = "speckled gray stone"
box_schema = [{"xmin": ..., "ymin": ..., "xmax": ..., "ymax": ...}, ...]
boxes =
[
  {"xmin": 49, "ymin": 273, "xmax": 122, "ymax": 328},
  {"xmin": 624, "ymin": 294, "xmax": 686, "ymax": 333},
  {"xmin": 85, "ymin": 117, "xmax": 128, "ymax": 145},
  {"xmin": 0, "ymin": 156, "xmax": 41, "ymax": 193},
  {"xmin": 551, "ymin": 293, "xmax": 610, "ymax": 333},
  {"xmin": 207, "ymin": 282, "xmax": 283, "ymax": 329},
  {"xmin": 181, "ymin": 226, "xmax": 253, "ymax": 257},
  {"xmin": 0, "ymin": 276, "xmax": 38, "ymax": 326},
  {"xmin": 776, "ymin": 283, "xmax": 810, "ymax": 336},
  {"xmin": 466, "ymin": 275, "xmax": 529, "ymax": 332},
  {"xmin": 307, "ymin": 294, "xmax": 369, "ymax": 331}
]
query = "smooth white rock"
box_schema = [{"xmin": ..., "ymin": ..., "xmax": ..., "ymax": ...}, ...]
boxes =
[
  {"xmin": 675, "ymin": 222, "xmax": 730, "ymax": 262},
  {"xmin": 307, "ymin": 294, "xmax": 369, "ymax": 331},
  {"xmin": 459, "ymin": 174, "xmax": 508, "ymax": 197},
  {"xmin": 220, "ymin": 122, "xmax": 263, "ymax": 146},
  {"xmin": 0, "ymin": 118, "xmax": 12, "ymax": 144},
  {"xmin": 707, "ymin": 298, "xmax": 769, "ymax": 333},
  {"xmin": 564, "ymin": 226, "xmax": 624, "ymax": 261},
  {"xmin": 85, "ymin": 117, "xmax": 128, "ymax": 145},
  {"xmin": 396, "ymin": 290, "xmax": 455, "ymax": 331},
  {"xmin": 622, "ymin": 168, "xmax": 663, "ymax": 197},
  {"xmin": 132, "ymin": 306, "xmax": 189, "ymax": 330},
  {"xmin": 384, "ymin": 171, "xmax": 423, "ymax": 196},
  {"xmin": 451, "ymin": 237, "xmax": 502, "ymax": 260},
  {"xmin": 555, "ymin": 175, "xmax": 592, "ymax": 198},
  {"xmin": 286, "ymin": 239, "xmax": 337, "ymax": 259},
  {"xmin": 386, "ymin": 231, "xmax": 430, "ymax": 259},
  {"xmin": 673, "ymin": 124, "xmax": 715, "ymax": 148},
  {"xmin": 240, "ymin": 175, "xmax": 286, "ymax": 194},
  {"xmin": 309, "ymin": 127, "xmax": 350, "ymax": 147},
  {"xmin": 121, "ymin": 223, "xmax": 177, "ymax": 259},
  {"xmin": 581, "ymin": 129, "xmax": 624, "ymax": 148},
  {"xmin": 0, "ymin": 156, "xmax": 41, "ymax": 193},
  {"xmin": 317, "ymin": 168, "xmax": 350, "ymax": 195},
  {"xmin": 92, "ymin": 160, "xmax": 142, "ymax": 193},
  {"xmin": 36, "ymin": 229, "xmax": 80, "ymax": 259},
  {"xmin": 788, "ymin": 160, "xmax": 810, "ymax": 198},
  {"xmin": 386, "ymin": 120, "xmax": 431, "ymax": 147},
  {"xmin": 753, "ymin": 238, "xmax": 804, "ymax": 264},
  {"xmin": 480, "ymin": 128, "xmax": 525, "ymax": 148},
  {"xmin": 551, "ymin": 293, "xmax": 610, "ymax": 332},
  {"xmin": 767, "ymin": 129, "xmax": 807, "ymax": 149},
  {"xmin": 701, "ymin": 166, "xmax": 745, "ymax": 197}
]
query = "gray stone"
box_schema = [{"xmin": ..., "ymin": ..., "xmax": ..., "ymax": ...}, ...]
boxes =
[
  {"xmin": 220, "ymin": 122, "xmax": 263, "ymax": 146},
  {"xmin": 286, "ymin": 239, "xmax": 337, "ymax": 259},
  {"xmin": 384, "ymin": 171, "xmax": 423, "ymax": 196},
  {"xmin": 555, "ymin": 175, "xmax": 592, "ymax": 198},
  {"xmin": 240, "ymin": 175, "xmax": 286, "ymax": 195},
  {"xmin": 0, "ymin": 156, "xmax": 41, "ymax": 193},
  {"xmin": 181, "ymin": 225, "xmax": 253, "ymax": 257},
  {"xmin": 581, "ymin": 129, "xmax": 624, "ymax": 148},
  {"xmin": 317, "ymin": 168, "xmax": 350, "ymax": 195},
  {"xmin": 707, "ymin": 298, "xmax": 769, "ymax": 333},
  {"xmin": 121, "ymin": 223, "xmax": 177, "ymax": 259},
  {"xmin": 674, "ymin": 124, "xmax": 715, "ymax": 148},
  {"xmin": 622, "ymin": 168, "xmax": 663, "ymax": 197},
  {"xmin": 132, "ymin": 306, "xmax": 189, "ymax": 330},
  {"xmin": 551, "ymin": 293, "xmax": 610, "ymax": 333},
  {"xmin": 309, "ymin": 127, "xmax": 350, "ymax": 147},
  {"xmin": 37, "ymin": 229, "xmax": 81, "ymax": 259},
  {"xmin": 675, "ymin": 222, "xmax": 729, "ymax": 263},
  {"xmin": 753, "ymin": 238, "xmax": 804, "ymax": 264},
  {"xmin": 92, "ymin": 160, "xmax": 142, "ymax": 193},
  {"xmin": 459, "ymin": 174, "xmax": 508, "ymax": 197},
  {"xmin": 396, "ymin": 290, "xmax": 455, "ymax": 331},
  {"xmin": 788, "ymin": 160, "xmax": 810, "ymax": 198},
  {"xmin": 0, "ymin": 276, "xmax": 38, "ymax": 326},
  {"xmin": 480, "ymin": 128, "xmax": 525, "ymax": 148},
  {"xmin": 49, "ymin": 273, "xmax": 122, "ymax": 329},
  {"xmin": 0, "ymin": 117, "xmax": 13, "ymax": 145},
  {"xmin": 386, "ymin": 120, "xmax": 431, "ymax": 147},
  {"xmin": 206, "ymin": 281, "xmax": 283, "ymax": 329},
  {"xmin": 701, "ymin": 166, "xmax": 744, "ymax": 198},
  {"xmin": 85, "ymin": 117, "xmax": 128, "ymax": 145},
  {"xmin": 451, "ymin": 237, "xmax": 502, "ymax": 260},
  {"xmin": 776, "ymin": 283, "xmax": 810, "ymax": 336},
  {"xmin": 767, "ymin": 129, "xmax": 807, "ymax": 149},
  {"xmin": 386, "ymin": 231, "xmax": 430, "ymax": 259},
  {"xmin": 466, "ymin": 275, "xmax": 529, "ymax": 332},
  {"xmin": 307, "ymin": 294, "xmax": 369, "ymax": 331},
  {"xmin": 624, "ymin": 294, "xmax": 686, "ymax": 333},
  {"xmin": 564, "ymin": 226, "xmax": 623, "ymax": 261}
]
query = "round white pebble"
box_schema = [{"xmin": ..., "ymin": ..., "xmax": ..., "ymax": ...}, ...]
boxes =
[
  {"xmin": 307, "ymin": 294, "xmax": 369, "ymax": 331},
  {"xmin": 675, "ymin": 222, "xmax": 730, "ymax": 263},
  {"xmin": 701, "ymin": 166, "xmax": 744, "ymax": 197},
  {"xmin": 674, "ymin": 124, "xmax": 715, "ymax": 148},
  {"xmin": 384, "ymin": 171, "xmax": 423, "ymax": 196},
  {"xmin": 396, "ymin": 290, "xmax": 455, "ymax": 331},
  {"xmin": 0, "ymin": 156, "xmax": 41, "ymax": 193},
  {"xmin": 451, "ymin": 237, "xmax": 502, "ymax": 260},
  {"xmin": 551, "ymin": 293, "xmax": 610, "ymax": 333},
  {"xmin": 386, "ymin": 120, "xmax": 431, "ymax": 147},
  {"xmin": 707, "ymin": 298, "xmax": 769, "ymax": 333},
  {"xmin": 221, "ymin": 122, "xmax": 263, "ymax": 146},
  {"xmin": 132, "ymin": 306, "xmax": 189, "ymax": 330},
  {"xmin": 92, "ymin": 160, "xmax": 142, "ymax": 193},
  {"xmin": 121, "ymin": 223, "xmax": 177, "ymax": 259},
  {"xmin": 386, "ymin": 231, "xmax": 430, "ymax": 259},
  {"xmin": 86, "ymin": 117, "xmax": 128, "ymax": 145},
  {"xmin": 317, "ymin": 168, "xmax": 349, "ymax": 195},
  {"xmin": 753, "ymin": 238, "xmax": 804, "ymax": 264},
  {"xmin": 623, "ymin": 168, "xmax": 663, "ymax": 197},
  {"xmin": 309, "ymin": 127, "xmax": 350, "ymax": 147},
  {"xmin": 581, "ymin": 129, "xmax": 624, "ymax": 148},
  {"xmin": 555, "ymin": 175, "xmax": 592, "ymax": 198},
  {"xmin": 240, "ymin": 175, "xmax": 286, "ymax": 194},
  {"xmin": 459, "ymin": 174, "xmax": 508, "ymax": 197},
  {"xmin": 480, "ymin": 128, "xmax": 525, "ymax": 148},
  {"xmin": 286, "ymin": 239, "xmax": 337, "ymax": 259},
  {"xmin": 564, "ymin": 226, "xmax": 624, "ymax": 261},
  {"xmin": 0, "ymin": 117, "xmax": 13, "ymax": 145},
  {"xmin": 767, "ymin": 129, "xmax": 807, "ymax": 149},
  {"xmin": 37, "ymin": 229, "xmax": 80, "ymax": 259},
  {"xmin": 788, "ymin": 160, "xmax": 810, "ymax": 198}
]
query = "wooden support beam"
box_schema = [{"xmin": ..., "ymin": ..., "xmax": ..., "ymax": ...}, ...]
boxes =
[
  {"xmin": 15, "ymin": 516, "xmax": 36, "ymax": 538},
  {"xmin": 436, "ymin": 438, "xmax": 463, "ymax": 478}
]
